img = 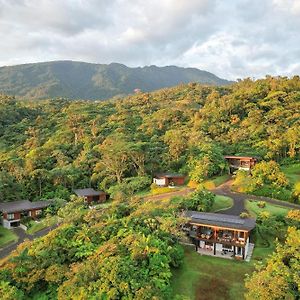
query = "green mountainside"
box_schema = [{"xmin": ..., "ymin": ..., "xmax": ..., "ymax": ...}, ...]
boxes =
[{"xmin": 0, "ymin": 61, "xmax": 231, "ymax": 100}]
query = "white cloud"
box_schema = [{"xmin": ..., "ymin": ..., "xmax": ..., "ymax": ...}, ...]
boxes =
[{"xmin": 0, "ymin": 0, "xmax": 299, "ymax": 79}]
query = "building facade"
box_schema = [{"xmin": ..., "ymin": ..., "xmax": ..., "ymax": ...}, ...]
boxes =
[
  {"xmin": 224, "ymin": 156, "xmax": 257, "ymax": 173},
  {"xmin": 153, "ymin": 173, "xmax": 185, "ymax": 187},
  {"xmin": 74, "ymin": 188, "xmax": 108, "ymax": 204},
  {"xmin": 0, "ymin": 200, "xmax": 51, "ymax": 229},
  {"xmin": 184, "ymin": 211, "xmax": 256, "ymax": 260}
]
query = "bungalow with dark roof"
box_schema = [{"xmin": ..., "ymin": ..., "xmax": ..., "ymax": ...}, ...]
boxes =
[
  {"xmin": 0, "ymin": 200, "xmax": 51, "ymax": 229},
  {"xmin": 183, "ymin": 211, "xmax": 256, "ymax": 261},
  {"xmin": 73, "ymin": 188, "xmax": 108, "ymax": 204},
  {"xmin": 224, "ymin": 156, "xmax": 257, "ymax": 173},
  {"xmin": 153, "ymin": 173, "xmax": 185, "ymax": 187}
]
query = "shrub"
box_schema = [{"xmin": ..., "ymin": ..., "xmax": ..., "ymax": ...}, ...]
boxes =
[
  {"xmin": 179, "ymin": 189, "xmax": 215, "ymax": 211},
  {"xmin": 239, "ymin": 212, "xmax": 250, "ymax": 219},
  {"xmin": 251, "ymin": 186, "xmax": 292, "ymax": 202},
  {"xmin": 257, "ymin": 201, "xmax": 266, "ymax": 208}
]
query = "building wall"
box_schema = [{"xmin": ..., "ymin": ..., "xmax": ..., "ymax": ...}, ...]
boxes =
[
  {"xmin": 153, "ymin": 178, "xmax": 166, "ymax": 186},
  {"xmin": 171, "ymin": 177, "xmax": 185, "ymax": 185},
  {"xmin": 216, "ymin": 243, "xmax": 223, "ymax": 251},
  {"xmin": 86, "ymin": 194, "xmax": 107, "ymax": 204},
  {"xmin": 3, "ymin": 212, "xmax": 21, "ymax": 221},
  {"xmin": 99, "ymin": 193, "xmax": 107, "ymax": 202}
]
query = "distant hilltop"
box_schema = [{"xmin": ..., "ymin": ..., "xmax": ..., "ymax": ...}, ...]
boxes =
[{"xmin": 0, "ymin": 61, "xmax": 232, "ymax": 100}]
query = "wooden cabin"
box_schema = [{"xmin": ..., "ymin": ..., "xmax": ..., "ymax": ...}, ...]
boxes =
[
  {"xmin": 224, "ymin": 156, "xmax": 257, "ymax": 173},
  {"xmin": 183, "ymin": 212, "xmax": 256, "ymax": 261},
  {"xmin": 153, "ymin": 173, "xmax": 185, "ymax": 187},
  {"xmin": 0, "ymin": 200, "xmax": 51, "ymax": 229},
  {"xmin": 73, "ymin": 188, "xmax": 108, "ymax": 204}
]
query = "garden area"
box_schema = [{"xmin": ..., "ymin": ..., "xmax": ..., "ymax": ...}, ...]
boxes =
[
  {"xmin": 232, "ymin": 161, "xmax": 299, "ymax": 202},
  {"xmin": 171, "ymin": 198, "xmax": 298, "ymax": 300},
  {"xmin": 246, "ymin": 200, "xmax": 290, "ymax": 218},
  {"xmin": 171, "ymin": 246, "xmax": 255, "ymax": 300},
  {"xmin": 281, "ymin": 163, "xmax": 300, "ymax": 185},
  {"xmin": 0, "ymin": 227, "xmax": 18, "ymax": 248},
  {"xmin": 211, "ymin": 195, "xmax": 233, "ymax": 212},
  {"xmin": 26, "ymin": 215, "xmax": 59, "ymax": 235}
]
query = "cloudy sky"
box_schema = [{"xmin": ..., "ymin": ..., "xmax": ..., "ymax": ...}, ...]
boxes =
[{"xmin": 0, "ymin": 0, "xmax": 299, "ymax": 80}]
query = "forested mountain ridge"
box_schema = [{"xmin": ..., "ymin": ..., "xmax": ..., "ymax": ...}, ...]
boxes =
[
  {"xmin": 0, "ymin": 61, "xmax": 231, "ymax": 100},
  {"xmin": 0, "ymin": 76, "xmax": 299, "ymax": 202}
]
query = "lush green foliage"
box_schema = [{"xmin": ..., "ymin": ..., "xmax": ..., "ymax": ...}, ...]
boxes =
[
  {"xmin": 1, "ymin": 76, "xmax": 299, "ymax": 202},
  {"xmin": 174, "ymin": 189, "xmax": 215, "ymax": 211},
  {"xmin": 245, "ymin": 227, "xmax": 300, "ymax": 300},
  {"xmin": 0, "ymin": 196, "xmax": 187, "ymax": 299},
  {"xmin": 233, "ymin": 161, "xmax": 296, "ymax": 202}
]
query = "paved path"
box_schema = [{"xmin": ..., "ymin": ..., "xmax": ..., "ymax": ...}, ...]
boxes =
[
  {"xmin": 0, "ymin": 225, "xmax": 57, "ymax": 259},
  {"xmin": 143, "ymin": 188, "xmax": 195, "ymax": 201},
  {"xmin": 212, "ymin": 180, "xmax": 300, "ymax": 216}
]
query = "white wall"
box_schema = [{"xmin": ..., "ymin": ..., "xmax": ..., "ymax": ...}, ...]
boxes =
[
  {"xmin": 244, "ymin": 237, "xmax": 250, "ymax": 258},
  {"xmin": 2, "ymin": 219, "xmax": 11, "ymax": 229},
  {"xmin": 153, "ymin": 178, "xmax": 166, "ymax": 186},
  {"xmin": 216, "ymin": 243, "xmax": 223, "ymax": 251}
]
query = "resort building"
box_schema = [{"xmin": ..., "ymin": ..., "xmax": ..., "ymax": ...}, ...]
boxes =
[
  {"xmin": 184, "ymin": 211, "xmax": 256, "ymax": 261},
  {"xmin": 0, "ymin": 200, "xmax": 51, "ymax": 229},
  {"xmin": 153, "ymin": 173, "xmax": 185, "ymax": 187},
  {"xmin": 224, "ymin": 156, "xmax": 257, "ymax": 173},
  {"xmin": 73, "ymin": 188, "xmax": 108, "ymax": 204}
]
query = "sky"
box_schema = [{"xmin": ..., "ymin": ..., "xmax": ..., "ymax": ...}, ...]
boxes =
[{"xmin": 0, "ymin": 0, "xmax": 300, "ymax": 80}]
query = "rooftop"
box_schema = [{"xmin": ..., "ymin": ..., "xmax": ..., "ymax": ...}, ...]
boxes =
[
  {"xmin": 73, "ymin": 188, "xmax": 106, "ymax": 197},
  {"xmin": 0, "ymin": 200, "xmax": 51, "ymax": 213},
  {"xmin": 224, "ymin": 155, "xmax": 256, "ymax": 160},
  {"xmin": 185, "ymin": 211, "xmax": 256, "ymax": 231},
  {"xmin": 154, "ymin": 173, "xmax": 185, "ymax": 178}
]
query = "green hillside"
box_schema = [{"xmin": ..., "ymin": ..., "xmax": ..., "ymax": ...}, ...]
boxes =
[{"xmin": 0, "ymin": 61, "xmax": 231, "ymax": 100}]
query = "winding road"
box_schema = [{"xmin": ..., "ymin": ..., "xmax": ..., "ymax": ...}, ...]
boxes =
[
  {"xmin": 0, "ymin": 225, "xmax": 57, "ymax": 259},
  {"xmin": 0, "ymin": 181, "xmax": 299, "ymax": 259},
  {"xmin": 212, "ymin": 180, "xmax": 300, "ymax": 216}
]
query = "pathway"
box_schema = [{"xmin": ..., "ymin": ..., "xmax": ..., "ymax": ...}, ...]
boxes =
[
  {"xmin": 0, "ymin": 225, "xmax": 57, "ymax": 259},
  {"xmin": 212, "ymin": 180, "xmax": 300, "ymax": 216}
]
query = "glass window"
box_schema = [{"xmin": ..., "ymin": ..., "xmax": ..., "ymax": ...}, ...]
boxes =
[{"xmin": 7, "ymin": 213, "xmax": 14, "ymax": 220}]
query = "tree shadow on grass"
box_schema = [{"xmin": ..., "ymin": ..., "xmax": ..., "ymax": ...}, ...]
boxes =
[{"xmin": 196, "ymin": 277, "xmax": 229, "ymax": 300}]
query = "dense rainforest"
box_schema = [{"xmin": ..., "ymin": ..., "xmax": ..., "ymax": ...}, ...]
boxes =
[
  {"xmin": 0, "ymin": 76, "xmax": 299, "ymax": 299},
  {"xmin": 0, "ymin": 76, "xmax": 299, "ymax": 202}
]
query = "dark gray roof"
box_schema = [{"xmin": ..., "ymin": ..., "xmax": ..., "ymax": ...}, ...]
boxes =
[
  {"xmin": 185, "ymin": 211, "xmax": 256, "ymax": 231},
  {"xmin": 0, "ymin": 200, "xmax": 51, "ymax": 213},
  {"xmin": 155, "ymin": 173, "xmax": 185, "ymax": 178},
  {"xmin": 73, "ymin": 188, "xmax": 105, "ymax": 197}
]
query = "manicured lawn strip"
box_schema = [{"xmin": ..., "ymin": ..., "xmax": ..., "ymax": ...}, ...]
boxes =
[
  {"xmin": 212, "ymin": 195, "xmax": 233, "ymax": 212},
  {"xmin": 27, "ymin": 216, "xmax": 59, "ymax": 235},
  {"xmin": 203, "ymin": 174, "xmax": 231, "ymax": 190},
  {"xmin": 212, "ymin": 174, "xmax": 231, "ymax": 186},
  {"xmin": 0, "ymin": 226, "xmax": 18, "ymax": 247},
  {"xmin": 281, "ymin": 163, "xmax": 300, "ymax": 185},
  {"xmin": 171, "ymin": 246, "xmax": 255, "ymax": 300},
  {"xmin": 246, "ymin": 200, "xmax": 290, "ymax": 218}
]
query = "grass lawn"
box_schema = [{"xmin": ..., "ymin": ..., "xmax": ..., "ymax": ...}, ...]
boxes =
[
  {"xmin": 246, "ymin": 200, "xmax": 291, "ymax": 218},
  {"xmin": 171, "ymin": 246, "xmax": 255, "ymax": 300},
  {"xmin": 172, "ymin": 236, "xmax": 275, "ymax": 300},
  {"xmin": 202, "ymin": 174, "xmax": 231, "ymax": 190},
  {"xmin": 0, "ymin": 226, "xmax": 18, "ymax": 247},
  {"xmin": 211, "ymin": 195, "xmax": 233, "ymax": 212},
  {"xmin": 281, "ymin": 163, "xmax": 300, "ymax": 185},
  {"xmin": 27, "ymin": 215, "xmax": 59, "ymax": 235}
]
